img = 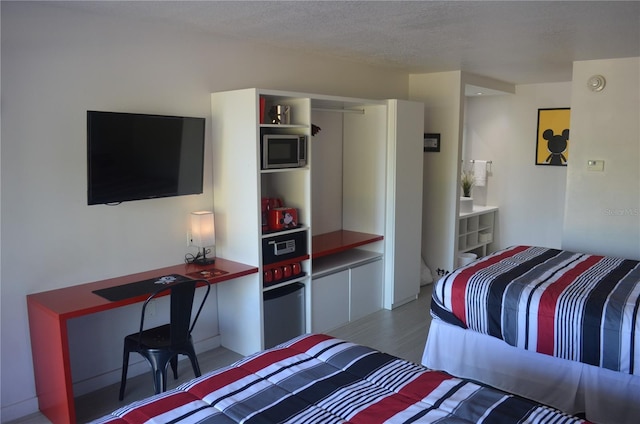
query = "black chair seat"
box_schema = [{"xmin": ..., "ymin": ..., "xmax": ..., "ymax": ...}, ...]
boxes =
[
  {"xmin": 118, "ymin": 278, "xmax": 211, "ymax": 401},
  {"xmin": 126, "ymin": 324, "xmax": 176, "ymax": 349}
]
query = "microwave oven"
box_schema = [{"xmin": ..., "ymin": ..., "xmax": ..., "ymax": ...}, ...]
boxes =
[{"xmin": 262, "ymin": 134, "xmax": 307, "ymax": 169}]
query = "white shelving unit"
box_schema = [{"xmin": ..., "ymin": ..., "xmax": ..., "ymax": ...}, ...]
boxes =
[
  {"xmin": 312, "ymin": 249, "xmax": 382, "ymax": 277},
  {"xmin": 311, "ymin": 254, "xmax": 383, "ymax": 333},
  {"xmin": 211, "ymin": 88, "xmax": 423, "ymax": 355},
  {"xmin": 458, "ymin": 205, "xmax": 498, "ymax": 257}
]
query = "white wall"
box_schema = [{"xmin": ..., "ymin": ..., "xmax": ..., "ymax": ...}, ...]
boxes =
[
  {"xmin": 563, "ymin": 58, "xmax": 640, "ymax": 260},
  {"xmin": 409, "ymin": 72, "xmax": 464, "ymax": 273},
  {"xmin": 311, "ymin": 111, "xmax": 345, "ymax": 236},
  {"xmin": 464, "ymin": 82, "xmax": 572, "ymax": 250},
  {"xmin": 409, "ymin": 71, "xmax": 570, "ymax": 274},
  {"xmin": 415, "ymin": 61, "xmax": 639, "ymax": 269},
  {"xmin": 0, "ymin": 3, "xmax": 409, "ymax": 420}
]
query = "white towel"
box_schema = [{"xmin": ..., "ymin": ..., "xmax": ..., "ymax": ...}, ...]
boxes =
[{"xmin": 474, "ymin": 160, "xmax": 487, "ymax": 187}]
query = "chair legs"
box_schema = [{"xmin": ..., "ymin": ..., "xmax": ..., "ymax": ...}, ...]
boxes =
[
  {"xmin": 153, "ymin": 366, "xmax": 166, "ymax": 395},
  {"xmin": 170, "ymin": 355, "xmax": 178, "ymax": 380},
  {"xmin": 118, "ymin": 348, "xmax": 130, "ymax": 401},
  {"xmin": 119, "ymin": 348, "xmax": 202, "ymax": 401},
  {"xmin": 186, "ymin": 350, "xmax": 202, "ymax": 378}
]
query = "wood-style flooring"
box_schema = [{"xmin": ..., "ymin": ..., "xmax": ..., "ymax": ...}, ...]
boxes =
[{"xmin": 10, "ymin": 284, "xmax": 432, "ymax": 424}]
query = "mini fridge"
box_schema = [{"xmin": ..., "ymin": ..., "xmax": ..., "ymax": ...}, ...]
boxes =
[{"xmin": 263, "ymin": 282, "xmax": 305, "ymax": 349}]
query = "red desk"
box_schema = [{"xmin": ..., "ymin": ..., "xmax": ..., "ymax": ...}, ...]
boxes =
[{"xmin": 26, "ymin": 258, "xmax": 258, "ymax": 424}]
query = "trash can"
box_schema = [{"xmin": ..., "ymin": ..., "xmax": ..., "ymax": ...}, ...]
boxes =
[{"xmin": 457, "ymin": 252, "xmax": 477, "ymax": 268}]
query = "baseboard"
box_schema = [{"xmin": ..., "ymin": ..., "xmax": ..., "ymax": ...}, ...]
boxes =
[
  {"xmin": 0, "ymin": 396, "xmax": 41, "ymax": 423},
  {"xmin": 391, "ymin": 293, "xmax": 419, "ymax": 309},
  {"xmin": 1, "ymin": 336, "xmax": 223, "ymax": 422},
  {"xmin": 72, "ymin": 335, "xmax": 222, "ymax": 397}
]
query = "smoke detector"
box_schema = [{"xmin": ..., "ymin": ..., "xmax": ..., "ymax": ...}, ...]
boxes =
[{"xmin": 587, "ymin": 75, "xmax": 606, "ymax": 92}]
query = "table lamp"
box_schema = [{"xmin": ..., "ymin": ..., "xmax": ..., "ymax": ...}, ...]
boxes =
[{"xmin": 191, "ymin": 211, "xmax": 215, "ymax": 265}]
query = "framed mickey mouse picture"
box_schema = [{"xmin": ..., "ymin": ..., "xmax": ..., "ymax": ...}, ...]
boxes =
[{"xmin": 535, "ymin": 108, "xmax": 571, "ymax": 166}]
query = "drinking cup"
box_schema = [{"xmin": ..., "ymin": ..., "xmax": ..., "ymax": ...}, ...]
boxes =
[
  {"xmin": 283, "ymin": 265, "xmax": 292, "ymax": 278},
  {"xmin": 273, "ymin": 267, "xmax": 282, "ymax": 280},
  {"xmin": 263, "ymin": 269, "xmax": 273, "ymax": 283}
]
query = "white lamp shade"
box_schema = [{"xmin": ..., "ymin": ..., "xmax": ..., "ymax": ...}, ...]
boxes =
[{"xmin": 191, "ymin": 211, "xmax": 215, "ymax": 248}]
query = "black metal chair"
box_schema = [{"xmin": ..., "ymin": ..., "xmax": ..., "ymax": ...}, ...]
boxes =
[{"xmin": 118, "ymin": 278, "xmax": 211, "ymax": 401}]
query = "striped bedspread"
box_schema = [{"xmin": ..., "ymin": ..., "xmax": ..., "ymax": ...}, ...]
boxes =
[
  {"xmin": 92, "ymin": 334, "xmax": 587, "ymax": 423},
  {"xmin": 431, "ymin": 245, "xmax": 640, "ymax": 375}
]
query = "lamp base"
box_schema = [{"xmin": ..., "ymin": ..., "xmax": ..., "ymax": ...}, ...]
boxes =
[
  {"xmin": 194, "ymin": 257, "xmax": 215, "ymax": 265},
  {"xmin": 193, "ymin": 247, "xmax": 215, "ymax": 265}
]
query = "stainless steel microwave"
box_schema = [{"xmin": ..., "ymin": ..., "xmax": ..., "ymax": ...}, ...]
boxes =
[{"xmin": 262, "ymin": 134, "xmax": 307, "ymax": 169}]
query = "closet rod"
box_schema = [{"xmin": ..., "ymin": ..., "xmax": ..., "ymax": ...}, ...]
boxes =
[{"xmin": 311, "ymin": 107, "xmax": 365, "ymax": 114}]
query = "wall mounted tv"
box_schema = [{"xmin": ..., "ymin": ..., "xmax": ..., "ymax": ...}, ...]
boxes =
[{"xmin": 87, "ymin": 111, "xmax": 206, "ymax": 205}]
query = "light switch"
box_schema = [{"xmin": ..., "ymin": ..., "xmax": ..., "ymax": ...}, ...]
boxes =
[{"xmin": 587, "ymin": 160, "xmax": 605, "ymax": 172}]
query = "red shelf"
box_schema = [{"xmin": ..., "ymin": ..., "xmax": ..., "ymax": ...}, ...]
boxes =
[
  {"xmin": 312, "ymin": 230, "xmax": 383, "ymax": 259},
  {"xmin": 27, "ymin": 258, "xmax": 258, "ymax": 319}
]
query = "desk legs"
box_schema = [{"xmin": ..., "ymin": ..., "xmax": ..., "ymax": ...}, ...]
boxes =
[{"xmin": 27, "ymin": 299, "xmax": 75, "ymax": 424}]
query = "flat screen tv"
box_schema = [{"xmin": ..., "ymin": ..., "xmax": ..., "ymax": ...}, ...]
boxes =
[{"xmin": 87, "ymin": 111, "xmax": 205, "ymax": 205}]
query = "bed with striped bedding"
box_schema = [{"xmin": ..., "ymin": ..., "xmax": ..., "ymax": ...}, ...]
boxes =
[
  {"xmin": 430, "ymin": 245, "xmax": 640, "ymax": 374},
  {"xmin": 423, "ymin": 245, "xmax": 639, "ymax": 423},
  {"xmin": 92, "ymin": 334, "xmax": 587, "ymax": 424}
]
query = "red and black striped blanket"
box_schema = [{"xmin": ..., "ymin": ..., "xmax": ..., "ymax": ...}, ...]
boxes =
[
  {"xmin": 92, "ymin": 334, "xmax": 587, "ymax": 423},
  {"xmin": 431, "ymin": 245, "xmax": 640, "ymax": 375}
]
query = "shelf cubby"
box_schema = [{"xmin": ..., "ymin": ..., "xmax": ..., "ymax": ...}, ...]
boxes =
[{"xmin": 457, "ymin": 206, "xmax": 498, "ymax": 259}]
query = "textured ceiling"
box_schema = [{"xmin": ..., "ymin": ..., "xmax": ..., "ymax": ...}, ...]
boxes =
[{"xmin": 54, "ymin": 1, "xmax": 640, "ymax": 85}]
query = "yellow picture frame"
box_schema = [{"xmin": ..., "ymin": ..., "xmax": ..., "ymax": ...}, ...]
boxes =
[{"xmin": 535, "ymin": 108, "xmax": 570, "ymax": 166}]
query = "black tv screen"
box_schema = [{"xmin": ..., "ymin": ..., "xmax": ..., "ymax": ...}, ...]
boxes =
[{"xmin": 87, "ymin": 111, "xmax": 205, "ymax": 205}]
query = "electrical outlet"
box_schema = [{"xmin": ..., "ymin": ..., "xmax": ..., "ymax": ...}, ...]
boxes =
[
  {"xmin": 587, "ymin": 160, "xmax": 605, "ymax": 172},
  {"xmin": 186, "ymin": 231, "xmax": 193, "ymax": 246}
]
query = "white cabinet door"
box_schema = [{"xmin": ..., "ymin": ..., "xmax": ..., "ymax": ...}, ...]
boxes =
[
  {"xmin": 350, "ymin": 259, "xmax": 383, "ymax": 321},
  {"xmin": 311, "ymin": 270, "xmax": 350, "ymax": 333},
  {"xmin": 384, "ymin": 99, "xmax": 424, "ymax": 309}
]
